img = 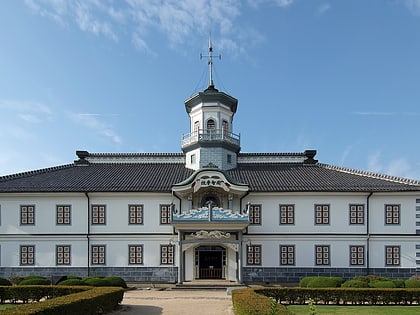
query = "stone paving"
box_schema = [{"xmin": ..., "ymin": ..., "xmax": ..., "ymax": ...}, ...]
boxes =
[{"xmin": 107, "ymin": 288, "xmax": 234, "ymax": 315}]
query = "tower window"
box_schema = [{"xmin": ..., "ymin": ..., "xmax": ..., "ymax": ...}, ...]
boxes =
[
  {"xmin": 207, "ymin": 119, "xmax": 215, "ymax": 130},
  {"xmin": 191, "ymin": 154, "xmax": 196, "ymax": 164},
  {"xmin": 227, "ymin": 154, "xmax": 232, "ymax": 164}
]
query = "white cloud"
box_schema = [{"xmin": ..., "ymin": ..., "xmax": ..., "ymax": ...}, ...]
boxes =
[
  {"xmin": 367, "ymin": 151, "xmax": 419, "ymax": 179},
  {"xmin": 23, "ymin": 0, "xmax": 277, "ymax": 56},
  {"xmin": 316, "ymin": 3, "xmax": 331, "ymax": 15},
  {"xmin": 403, "ymin": 0, "xmax": 420, "ymax": 14},
  {"xmin": 0, "ymin": 99, "xmax": 52, "ymax": 123},
  {"xmin": 71, "ymin": 113, "xmax": 122, "ymax": 144}
]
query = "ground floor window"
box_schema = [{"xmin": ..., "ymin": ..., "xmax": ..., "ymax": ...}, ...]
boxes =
[
  {"xmin": 160, "ymin": 244, "xmax": 174, "ymax": 265},
  {"xmin": 56, "ymin": 245, "xmax": 71, "ymax": 265},
  {"xmin": 128, "ymin": 245, "xmax": 144, "ymax": 265},
  {"xmin": 20, "ymin": 245, "xmax": 35, "ymax": 265},
  {"xmin": 91, "ymin": 245, "xmax": 106, "ymax": 265},
  {"xmin": 247, "ymin": 244, "xmax": 262, "ymax": 265}
]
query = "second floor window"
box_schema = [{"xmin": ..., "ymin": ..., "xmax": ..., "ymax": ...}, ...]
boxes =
[
  {"xmin": 128, "ymin": 205, "xmax": 143, "ymax": 225},
  {"xmin": 349, "ymin": 204, "xmax": 364, "ymax": 225},
  {"xmin": 385, "ymin": 204, "xmax": 400, "ymax": 225},
  {"xmin": 56, "ymin": 205, "xmax": 71, "ymax": 225},
  {"xmin": 279, "ymin": 204, "xmax": 295, "ymax": 225},
  {"xmin": 315, "ymin": 204, "xmax": 330, "ymax": 225},
  {"xmin": 20, "ymin": 205, "xmax": 35, "ymax": 225},
  {"xmin": 249, "ymin": 204, "xmax": 262, "ymax": 225},
  {"xmin": 160, "ymin": 204, "xmax": 172, "ymax": 224},
  {"xmin": 91, "ymin": 205, "xmax": 106, "ymax": 225}
]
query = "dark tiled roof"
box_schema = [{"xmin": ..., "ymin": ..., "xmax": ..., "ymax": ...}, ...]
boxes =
[
  {"xmin": 227, "ymin": 163, "xmax": 420, "ymax": 192},
  {"xmin": 0, "ymin": 163, "xmax": 193, "ymax": 193},
  {"xmin": 0, "ymin": 159, "xmax": 419, "ymax": 193}
]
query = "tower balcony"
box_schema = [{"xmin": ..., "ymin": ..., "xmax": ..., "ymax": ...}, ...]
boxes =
[{"xmin": 182, "ymin": 129, "xmax": 241, "ymax": 150}]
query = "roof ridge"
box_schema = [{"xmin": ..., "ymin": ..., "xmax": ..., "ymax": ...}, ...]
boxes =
[
  {"xmin": 319, "ymin": 163, "xmax": 420, "ymax": 186},
  {"xmin": 88, "ymin": 152, "xmax": 184, "ymax": 157},
  {"xmin": 0, "ymin": 164, "xmax": 74, "ymax": 182}
]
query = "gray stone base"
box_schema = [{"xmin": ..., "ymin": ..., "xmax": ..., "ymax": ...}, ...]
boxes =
[
  {"xmin": 0, "ymin": 267, "xmax": 178, "ymax": 283},
  {"xmin": 242, "ymin": 267, "xmax": 418, "ymax": 284}
]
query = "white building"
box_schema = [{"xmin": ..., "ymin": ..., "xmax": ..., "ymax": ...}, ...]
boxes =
[{"xmin": 1, "ymin": 54, "xmax": 420, "ymax": 284}]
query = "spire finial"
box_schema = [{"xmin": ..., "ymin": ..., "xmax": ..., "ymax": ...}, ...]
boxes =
[{"xmin": 200, "ymin": 33, "xmax": 221, "ymax": 88}]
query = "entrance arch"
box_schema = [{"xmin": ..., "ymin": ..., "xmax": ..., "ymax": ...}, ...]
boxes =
[{"xmin": 194, "ymin": 245, "xmax": 226, "ymax": 279}]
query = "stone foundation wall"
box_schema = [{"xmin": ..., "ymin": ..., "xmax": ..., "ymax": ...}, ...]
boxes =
[
  {"xmin": 0, "ymin": 267, "xmax": 178, "ymax": 283},
  {"xmin": 242, "ymin": 267, "xmax": 418, "ymax": 284}
]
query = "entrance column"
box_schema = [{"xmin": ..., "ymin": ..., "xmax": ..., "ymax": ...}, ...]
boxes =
[
  {"xmin": 238, "ymin": 231, "xmax": 243, "ymax": 283},
  {"xmin": 177, "ymin": 231, "xmax": 183, "ymax": 284}
]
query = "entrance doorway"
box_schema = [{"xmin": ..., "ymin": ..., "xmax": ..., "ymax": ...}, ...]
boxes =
[{"xmin": 195, "ymin": 246, "xmax": 226, "ymax": 279}]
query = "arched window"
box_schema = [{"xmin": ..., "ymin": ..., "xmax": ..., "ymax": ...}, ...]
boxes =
[{"xmin": 207, "ymin": 119, "xmax": 215, "ymax": 131}]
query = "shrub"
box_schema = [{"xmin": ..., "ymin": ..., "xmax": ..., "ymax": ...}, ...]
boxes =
[
  {"xmin": 369, "ymin": 280, "xmax": 396, "ymax": 288},
  {"xmin": 57, "ymin": 279, "xmax": 87, "ymax": 286},
  {"xmin": 82, "ymin": 276, "xmax": 127, "ymax": 288},
  {"xmin": 341, "ymin": 280, "xmax": 369, "ymax": 288},
  {"xmin": 232, "ymin": 288, "xmax": 291, "ymax": 315},
  {"xmin": 0, "ymin": 277, "xmax": 12, "ymax": 286},
  {"xmin": 305, "ymin": 277, "xmax": 344, "ymax": 288},
  {"xmin": 405, "ymin": 279, "xmax": 420, "ymax": 288},
  {"xmin": 299, "ymin": 276, "xmax": 318, "ymax": 288},
  {"xmin": 19, "ymin": 278, "xmax": 51, "ymax": 285},
  {"xmin": 392, "ymin": 279, "xmax": 406, "ymax": 288}
]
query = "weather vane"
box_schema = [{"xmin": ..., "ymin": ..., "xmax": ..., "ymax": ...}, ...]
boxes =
[{"xmin": 200, "ymin": 34, "xmax": 221, "ymax": 87}]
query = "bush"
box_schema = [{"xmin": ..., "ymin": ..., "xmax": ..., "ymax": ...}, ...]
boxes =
[
  {"xmin": 341, "ymin": 280, "xmax": 369, "ymax": 288},
  {"xmin": 301, "ymin": 276, "xmax": 344, "ymax": 288},
  {"xmin": 405, "ymin": 279, "xmax": 420, "ymax": 288},
  {"xmin": 57, "ymin": 279, "xmax": 87, "ymax": 286},
  {"xmin": 0, "ymin": 277, "xmax": 12, "ymax": 286},
  {"xmin": 369, "ymin": 280, "xmax": 396, "ymax": 288},
  {"xmin": 392, "ymin": 279, "xmax": 405, "ymax": 288},
  {"xmin": 299, "ymin": 276, "xmax": 318, "ymax": 288},
  {"xmin": 232, "ymin": 288, "xmax": 291, "ymax": 315},
  {"xmin": 82, "ymin": 276, "xmax": 127, "ymax": 288},
  {"xmin": 19, "ymin": 278, "xmax": 51, "ymax": 285}
]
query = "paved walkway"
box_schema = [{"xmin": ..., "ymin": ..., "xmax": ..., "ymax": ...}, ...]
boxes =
[{"xmin": 107, "ymin": 288, "xmax": 234, "ymax": 315}]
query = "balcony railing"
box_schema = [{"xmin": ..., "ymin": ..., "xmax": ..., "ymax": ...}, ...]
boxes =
[{"xmin": 182, "ymin": 129, "xmax": 240, "ymax": 148}]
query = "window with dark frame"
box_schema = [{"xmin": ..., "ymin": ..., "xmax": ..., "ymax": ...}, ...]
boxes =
[
  {"xmin": 279, "ymin": 204, "xmax": 295, "ymax": 225},
  {"xmin": 315, "ymin": 204, "xmax": 330, "ymax": 225},
  {"xmin": 56, "ymin": 205, "xmax": 71, "ymax": 225},
  {"xmin": 385, "ymin": 204, "xmax": 400, "ymax": 225},
  {"xmin": 160, "ymin": 244, "xmax": 175, "ymax": 265},
  {"xmin": 128, "ymin": 205, "xmax": 144, "ymax": 225},
  {"xmin": 385, "ymin": 245, "xmax": 400, "ymax": 266},
  {"xmin": 160, "ymin": 204, "xmax": 172, "ymax": 224},
  {"xmin": 56, "ymin": 245, "xmax": 71, "ymax": 265},
  {"xmin": 91, "ymin": 205, "xmax": 106, "ymax": 225},
  {"xmin": 20, "ymin": 205, "xmax": 35, "ymax": 225},
  {"xmin": 249, "ymin": 204, "xmax": 262, "ymax": 225},
  {"xmin": 349, "ymin": 204, "xmax": 364, "ymax": 225},
  {"xmin": 91, "ymin": 245, "xmax": 106, "ymax": 265},
  {"xmin": 349, "ymin": 245, "xmax": 365, "ymax": 266},
  {"xmin": 20, "ymin": 245, "xmax": 35, "ymax": 265},
  {"xmin": 280, "ymin": 245, "xmax": 295, "ymax": 266},
  {"xmin": 128, "ymin": 245, "xmax": 143, "ymax": 265},
  {"xmin": 315, "ymin": 245, "xmax": 330, "ymax": 266},
  {"xmin": 247, "ymin": 244, "xmax": 261, "ymax": 265}
]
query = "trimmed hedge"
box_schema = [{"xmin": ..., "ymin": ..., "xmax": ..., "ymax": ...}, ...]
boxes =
[
  {"xmin": 0, "ymin": 278, "xmax": 12, "ymax": 286},
  {"xmin": 0, "ymin": 286, "xmax": 123, "ymax": 315},
  {"xmin": 0, "ymin": 285, "xmax": 89, "ymax": 303},
  {"xmin": 82, "ymin": 276, "xmax": 127, "ymax": 288},
  {"xmin": 300, "ymin": 276, "xmax": 344, "ymax": 288},
  {"xmin": 256, "ymin": 287, "xmax": 420, "ymax": 305},
  {"xmin": 405, "ymin": 280, "xmax": 420, "ymax": 288},
  {"xmin": 57, "ymin": 279, "xmax": 86, "ymax": 286},
  {"xmin": 232, "ymin": 288, "xmax": 291, "ymax": 315}
]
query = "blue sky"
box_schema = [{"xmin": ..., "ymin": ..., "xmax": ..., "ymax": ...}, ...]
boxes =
[{"xmin": 1, "ymin": 0, "xmax": 420, "ymax": 180}]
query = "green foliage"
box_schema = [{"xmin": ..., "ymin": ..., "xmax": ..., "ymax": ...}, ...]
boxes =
[
  {"xmin": 341, "ymin": 280, "xmax": 369, "ymax": 288},
  {"xmin": 308, "ymin": 298, "xmax": 316, "ymax": 315},
  {"xmin": 0, "ymin": 278, "xmax": 12, "ymax": 286},
  {"xmin": 0, "ymin": 286, "xmax": 123, "ymax": 315},
  {"xmin": 82, "ymin": 276, "xmax": 127, "ymax": 288},
  {"xmin": 405, "ymin": 279, "xmax": 420, "ymax": 288},
  {"xmin": 57, "ymin": 279, "xmax": 86, "ymax": 286},
  {"xmin": 392, "ymin": 280, "xmax": 406, "ymax": 288},
  {"xmin": 369, "ymin": 281, "xmax": 396, "ymax": 288},
  {"xmin": 232, "ymin": 288, "xmax": 291, "ymax": 315},
  {"xmin": 19, "ymin": 278, "xmax": 51, "ymax": 286},
  {"xmin": 253, "ymin": 287, "xmax": 420, "ymax": 305},
  {"xmin": 300, "ymin": 276, "xmax": 344, "ymax": 288}
]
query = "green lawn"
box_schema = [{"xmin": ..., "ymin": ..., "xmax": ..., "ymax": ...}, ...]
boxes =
[
  {"xmin": 287, "ymin": 305, "xmax": 420, "ymax": 315},
  {"xmin": 0, "ymin": 304, "xmax": 16, "ymax": 310}
]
